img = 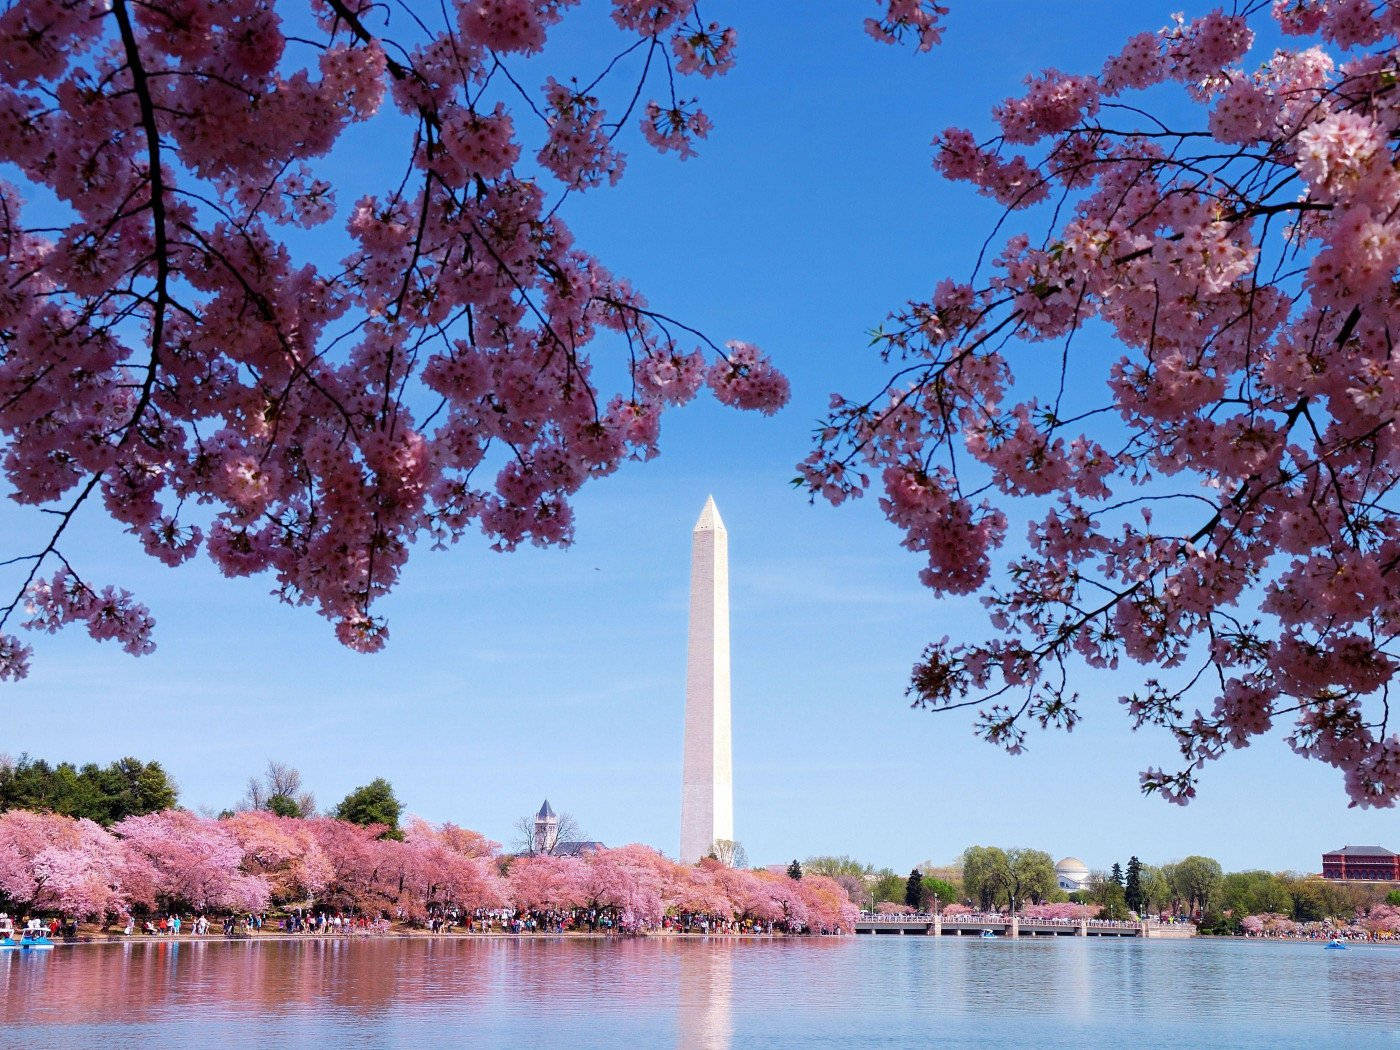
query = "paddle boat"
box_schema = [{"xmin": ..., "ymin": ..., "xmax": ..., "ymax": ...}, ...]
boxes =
[
  {"xmin": 2, "ymin": 919, "xmax": 55, "ymax": 950},
  {"xmin": 980, "ymin": 929, "xmax": 997, "ymax": 939},
  {"xmin": 1325, "ymin": 939, "xmax": 1348, "ymax": 950},
  {"xmin": 0, "ymin": 931, "xmax": 53, "ymax": 950}
]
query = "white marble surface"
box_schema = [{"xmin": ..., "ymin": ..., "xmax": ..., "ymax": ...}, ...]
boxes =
[{"xmin": 681, "ymin": 496, "xmax": 733, "ymax": 864}]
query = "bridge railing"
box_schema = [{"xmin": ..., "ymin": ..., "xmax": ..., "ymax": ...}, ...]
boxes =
[{"xmin": 857, "ymin": 912, "xmax": 1142, "ymax": 930}]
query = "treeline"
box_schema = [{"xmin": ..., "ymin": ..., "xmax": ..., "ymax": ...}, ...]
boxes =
[
  {"xmin": 0, "ymin": 808, "xmax": 858, "ymax": 933},
  {"xmin": 801, "ymin": 847, "xmax": 1400, "ymax": 931},
  {"xmin": 0, "ymin": 755, "xmax": 176, "ymax": 824},
  {"xmin": 1, "ymin": 755, "xmax": 404, "ymax": 837}
]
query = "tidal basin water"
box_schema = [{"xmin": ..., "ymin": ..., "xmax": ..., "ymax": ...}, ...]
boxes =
[{"xmin": 0, "ymin": 936, "xmax": 1396, "ymax": 1048}]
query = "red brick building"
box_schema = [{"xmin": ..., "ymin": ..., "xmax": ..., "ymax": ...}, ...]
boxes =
[{"xmin": 1322, "ymin": 845, "xmax": 1400, "ymax": 882}]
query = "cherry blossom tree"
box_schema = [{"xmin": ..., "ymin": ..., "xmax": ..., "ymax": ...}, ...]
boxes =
[
  {"xmin": 807, "ymin": 1, "xmax": 1400, "ymax": 806},
  {"xmin": 665, "ymin": 857, "xmax": 735, "ymax": 919},
  {"xmin": 0, "ymin": 0, "xmax": 786, "ymax": 678},
  {"xmin": 398, "ymin": 817, "xmax": 505, "ymax": 916},
  {"xmin": 0, "ymin": 809, "xmax": 70, "ymax": 908},
  {"xmin": 224, "ymin": 808, "xmax": 333, "ymax": 903},
  {"xmin": 305, "ymin": 815, "xmax": 394, "ymax": 912},
  {"xmin": 583, "ymin": 843, "xmax": 669, "ymax": 928},
  {"xmin": 0, "ymin": 809, "xmax": 128, "ymax": 917},
  {"xmin": 505, "ymin": 850, "xmax": 590, "ymax": 913},
  {"xmin": 1361, "ymin": 902, "xmax": 1400, "ymax": 934},
  {"xmin": 0, "ymin": 805, "xmax": 866, "ymax": 931},
  {"xmin": 793, "ymin": 873, "xmax": 860, "ymax": 931},
  {"xmin": 115, "ymin": 809, "xmax": 270, "ymax": 912}
]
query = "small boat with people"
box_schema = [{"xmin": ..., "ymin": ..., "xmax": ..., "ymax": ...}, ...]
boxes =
[
  {"xmin": 1325, "ymin": 939, "xmax": 1348, "ymax": 950},
  {"xmin": 980, "ymin": 929, "xmax": 997, "ymax": 939},
  {"xmin": 0, "ymin": 916, "xmax": 54, "ymax": 950}
]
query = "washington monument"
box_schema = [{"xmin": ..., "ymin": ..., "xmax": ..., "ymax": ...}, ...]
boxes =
[{"xmin": 680, "ymin": 496, "xmax": 734, "ymax": 865}]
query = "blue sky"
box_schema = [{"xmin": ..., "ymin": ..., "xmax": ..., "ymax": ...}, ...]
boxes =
[{"xmin": 3, "ymin": 2, "xmax": 1394, "ymax": 875}]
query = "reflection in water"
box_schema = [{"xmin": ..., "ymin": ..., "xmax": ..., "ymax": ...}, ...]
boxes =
[
  {"xmin": 0, "ymin": 938, "xmax": 493, "ymax": 1026},
  {"xmin": 0, "ymin": 936, "xmax": 1396, "ymax": 1047},
  {"xmin": 676, "ymin": 941, "xmax": 733, "ymax": 1050}
]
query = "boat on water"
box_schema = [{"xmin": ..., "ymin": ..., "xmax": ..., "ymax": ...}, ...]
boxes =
[
  {"xmin": 980, "ymin": 930, "xmax": 997, "ymax": 939},
  {"xmin": 1325, "ymin": 940, "xmax": 1348, "ymax": 950},
  {"xmin": 1, "ymin": 931, "xmax": 54, "ymax": 951},
  {"xmin": 0, "ymin": 916, "xmax": 55, "ymax": 950}
]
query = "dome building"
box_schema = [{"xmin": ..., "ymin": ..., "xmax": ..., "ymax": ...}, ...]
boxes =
[{"xmin": 1055, "ymin": 856, "xmax": 1091, "ymax": 892}]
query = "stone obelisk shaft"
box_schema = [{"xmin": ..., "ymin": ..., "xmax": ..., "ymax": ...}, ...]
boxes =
[{"xmin": 681, "ymin": 496, "xmax": 733, "ymax": 865}]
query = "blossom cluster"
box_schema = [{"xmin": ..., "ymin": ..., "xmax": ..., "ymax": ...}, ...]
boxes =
[
  {"xmin": 1240, "ymin": 906, "xmax": 1398, "ymax": 938},
  {"xmin": 0, "ymin": 0, "xmax": 783, "ymax": 671},
  {"xmin": 808, "ymin": 2, "xmax": 1400, "ymax": 806},
  {"xmin": 0, "ymin": 808, "xmax": 858, "ymax": 932}
]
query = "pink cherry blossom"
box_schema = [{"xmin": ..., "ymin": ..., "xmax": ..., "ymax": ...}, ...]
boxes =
[
  {"xmin": 116, "ymin": 810, "xmax": 270, "ymax": 912},
  {"xmin": 0, "ymin": 0, "xmax": 768, "ymax": 678},
  {"xmin": 864, "ymin": 1, "xmax": 949, "ymax": 53},
  {"xmin": 811, "ymin": 2, "xmax": 1400, "ymax": 807}
]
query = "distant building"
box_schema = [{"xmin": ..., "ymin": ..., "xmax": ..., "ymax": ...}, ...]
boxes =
[
  {"xmin": 1322, "ymin": 845, "xmax": 1400, "ymax": 882},
  {"xmin": 529, "ymin": 799, "xmax": 603, "ymax": 857},
  {"xmin": 1055, "ymin": 857, "xmax": 1091, "ymax": 892},
  {"xmin": 532, "ymin": 800, "xmax": 559, "ymax": 854}
]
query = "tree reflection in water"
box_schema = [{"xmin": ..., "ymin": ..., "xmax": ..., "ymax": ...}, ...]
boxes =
[{"xmin": 0, "ymin": 939, "xmax": 494, "ymax": 1024}]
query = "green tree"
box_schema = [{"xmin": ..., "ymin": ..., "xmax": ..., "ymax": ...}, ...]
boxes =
[
  {"xmin": 871, "ymin": 868, "xmax": 905, "ymax": 907},
  {"xmin": 335, "ymin": 778, "xmax": 402, "ymax": 834},
  {"xmin": 786, "ymin": 859, "xmax": 803, "ymax": 881},
  {"xmin": 962, "ymin": 846, "xmax": 1011, "ymax": 910},
  {"xmin": 1221, "ymin": 871, "xmax": 1293, "ymax": 917},
  {"xmin": 0, "ymin": 754, "xmax": 176, "ymax": 824},
  {"xmin": 1006, "ymin": 849, "xmax": 1058, "ymax": 911},
  {"xmin": 1138, "ymin": 865, "xmax": 1172, "ymax": 917},
  {"xmin": 1091, "ymin": 877, "xmax": 1131, "ymax": 920},
  {"xmin": 266, "ymin": 794, "xmax": 302, "ymax": 818},
  {"xmin": 904, "ymin": 868, "xmax": 923, "ymax": 909},
  {"xmin": 1197, "ymin": 909, "xmax": 1241, "ymax": 936},
  {"xmin": 1110, "ymin": 862, "xmax": 1124, "ymax": 887},
  {"xmin": 803, "ymin": 855, "xmax": 872, "ymax": 879},
  {"xmin": 1387, "ymin": 890, "xmax": 1400, "ymax": 907},
  {"xmin": 921, "ymin": 876, "xmax": 959, "ymax": 911},
  {"xmin": 92, "ymin": 757, "xmax": 178, "ymax": 822},
  {"xmin": 1292, "ymin": 880, "xmax": 1329, "ymax": 922},
  {"xmin": 1124, "ymin": 856, "xmax": 1144, "ymax": 915},
  {"xmin": 244, "ymin": 761, "xmax": 315, "ymax": 818},
  {"xmin": 1166, "ymin": 856, "xmax": 1223, "ymax": 918}
]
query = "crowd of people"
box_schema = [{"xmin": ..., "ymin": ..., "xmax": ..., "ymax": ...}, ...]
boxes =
[
  {"xmin": 1239, "ymin": 910, "xmax": 1400, "ymax": 942},
  {"xmin": 12, "ymin": 905, "xmax": 836, "ymax": 941}
]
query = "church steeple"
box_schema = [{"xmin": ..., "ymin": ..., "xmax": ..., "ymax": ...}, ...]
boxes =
[{"xmin": 533, "ymin": 799, "xmax": 559, "ymax": 854}]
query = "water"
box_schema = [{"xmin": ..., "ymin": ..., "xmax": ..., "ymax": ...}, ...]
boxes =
[{"xmin": 0, "ymin": 936, "xmax": 1394, "ymax": 1048}]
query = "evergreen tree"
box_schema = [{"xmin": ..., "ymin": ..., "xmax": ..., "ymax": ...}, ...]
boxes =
[
  {"xmin": 266, "ymin": 794, "xmax": 301, "ymax": 818},
  {"xmin": 335, "ymin": 778, "xmax": 403, "ymax": 836},
  {"xmin": 905, "ymin": 868, "xmax": 924, "ymax": 909},
  {"xmin": 1110, "ymin": 862, "xmax": 1124, "ymax": 887},
  {"xmin": 1124, "ymin": 856, "xmax": 1144, "ymax": 916},
  {"xmin": 0, "ymin": 754, "xmax": 176, "ymax": 824},
  {"xmin": 786, "ymin": 859, "xmax": 803, "ymax": 881}
]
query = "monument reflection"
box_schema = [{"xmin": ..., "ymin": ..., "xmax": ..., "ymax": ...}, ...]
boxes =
[{"xmin": 675, "ymin": 941, "xmax": 734, "ymax": 1050}]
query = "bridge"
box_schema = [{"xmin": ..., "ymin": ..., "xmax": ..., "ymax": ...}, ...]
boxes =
[{"xmin": 854, "ymin": 914, "xmax": 1196, "ymax": 938}]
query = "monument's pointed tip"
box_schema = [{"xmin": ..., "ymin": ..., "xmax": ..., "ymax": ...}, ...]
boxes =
[{"xmin": 694, "ymin": 495, "xmax": 726, "ymax": 532}]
